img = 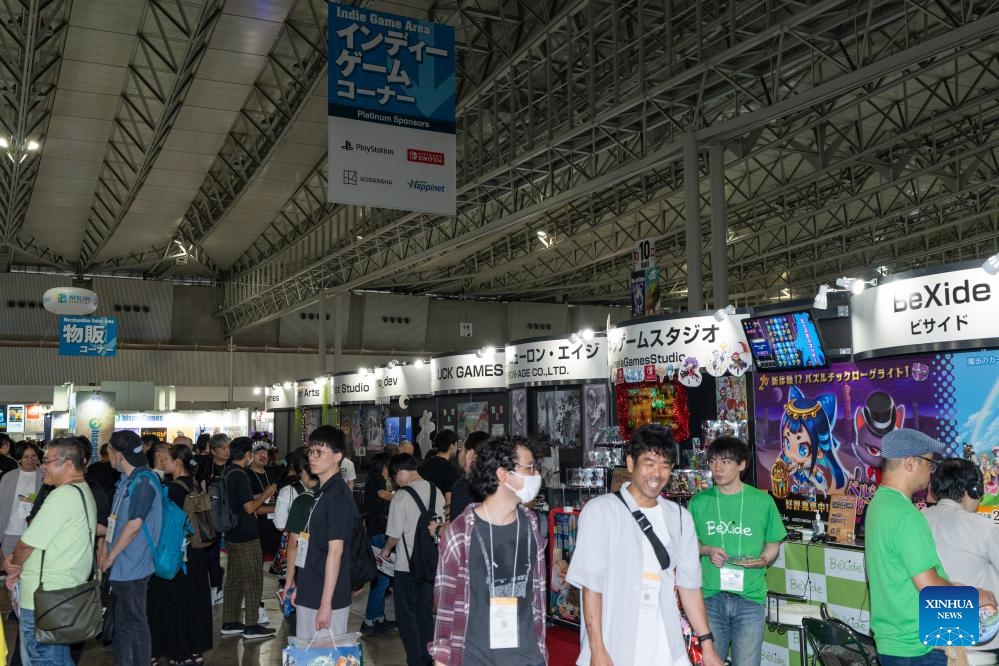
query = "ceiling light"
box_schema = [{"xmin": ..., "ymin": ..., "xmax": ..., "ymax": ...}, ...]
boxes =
[
  {"xmin": 569, "ymin": 332, "xmax": 579, "ymax": 343},
  {"xmin": 836, "ymin": 277, "xmax": 868, "ymax": 295},
  {"xmin": 813, "ymin": 284, "xmax": 830, "ymax": 310},
  {"xmin": 26, "ymin": 139, "xmax": 39, "ymax": 151},
  {"xmin": 414, "ymin": 359, "xmax": 425, "ymax": 367},
  {"xmin": 359, "ymin": 367, "xmax": 369, "ymax": 377},
  {"xmin": 356, "ymin": 235, "xmax": 363, "ymax": 241},
  {"xmin": 536, "ymin": 230, "xmax": 547, "ymax": 238},
  {"xmin": 387, "ymin": 360, "xmax": 398, "ymax": 369},
  {"xmin": 581, "ymin": 328, "xmax": 595, "ymax": 341},
  {"xmin": 0, "ymin": 137, "xmax": 7, "ymax": 149},
  {"xmin": 983, "ymin": 253, "xmax": 999, "ymax": 275},
  {"xmin": 314, "ymin": 377, "xmax": 325, "ymax": 385},
  {"xmin": 252, "ymin": 387, "xmax": 261, "ymax": 395},
  {"xmin": 713, "ymin": 304, "xmax": 736, "ymax": 322},
  {"xmin": 283, "ymin": 381, "xmax": 292, "ymax": 389}
]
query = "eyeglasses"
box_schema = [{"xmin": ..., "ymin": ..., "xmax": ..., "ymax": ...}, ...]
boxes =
[
  {"xmin": 41, "ymin": 457, "xmax": 64, "ymax": 466},
  {"xmin": 513, "ymin": 462, "xmax": 542, "ymax": 474},
  {"xmin": 916, "ymin": 455, "xmax": 938, "ymax": 472},
  {"xmin": 308, "ymin": 448, "xmax": 329, "ymax": 458}
]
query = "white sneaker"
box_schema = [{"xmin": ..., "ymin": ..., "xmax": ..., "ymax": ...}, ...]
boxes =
[
  {"xmin": 212, "ymin": 587, "xmax": 224, "ymax": 606},
  {"xmin": 258, "ymin": 606, "xmax": 269, "ymax": 625}
]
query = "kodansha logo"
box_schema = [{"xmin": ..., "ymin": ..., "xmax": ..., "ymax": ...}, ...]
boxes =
[
  {"xmin": 408, "ymin": 179, "xmax": 446, "ymax": 193},
  {"xmin": 919, "ymin": 586, "xmax": 978, "ymax": 646}
]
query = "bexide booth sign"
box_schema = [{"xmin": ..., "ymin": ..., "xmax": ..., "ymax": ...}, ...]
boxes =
[
  {"xmin": 506, "ymin": 334, "xmax": 608, "ymax": 387},
  {"xmin": 851, "ymin": 262, "xmax": 999, "ymax": 360},
  {"xmin": 608, "ymin": 312, "xmax": 752, "ymax": 383},
  {"xmin": 431, "ymin": 349, "xmax": 506, "ymax": 393}
]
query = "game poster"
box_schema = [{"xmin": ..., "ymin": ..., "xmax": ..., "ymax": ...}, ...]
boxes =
[
  {"xmin": 754, "ymin": 350, "xmax": 999, "ymax": 526},
  {"xmin": 548, "ymin": 509, "xmax": 580, "ymax": 626}
]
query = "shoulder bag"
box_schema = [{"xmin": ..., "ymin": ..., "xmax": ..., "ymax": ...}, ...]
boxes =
[
  {"xmin": 34, "ymin": 484, "xmax": 104, "ymax": 644},
  {"xmin": 614, "ymin": 490, "xmax": 672, "ymax": 571}
]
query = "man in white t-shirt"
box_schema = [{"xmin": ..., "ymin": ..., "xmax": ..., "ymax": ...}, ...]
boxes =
[
  {"xmin": 568, "ymin": 424, "xmax": 723, "ymax": 666},
  {"xmin": 340, "ymin": 456, "xmax": 356, "ymax": 490},
  {"xmin": 380, "ymin": 453, "xmax": 445, "ymax": 666}
]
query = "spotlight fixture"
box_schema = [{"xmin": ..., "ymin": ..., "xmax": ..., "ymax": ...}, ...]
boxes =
[
  {"xmin": 813, "ymin": 284, "xmax": 830, "ymax": 310},
  {"xmin": 713, "ymin": 304, "xmax": 737, "ymax": 322},
  {"xmin": 581, "ymin": 328, "xmax": 595, "ymax": 341},
  {"xmin": 26, "ymin": 140, "xmax": 39, "ymax": 151},
  {"xmin": 253, "ymin": 387, "xmax": 261, "ymax": 395},
  {"xmin": 0, "ymin": 137, "xmax": 7, "ymax": 149},
  {"xmin": 387, "ymin": 360, "xmax": 399, "ymax": 369},
  {"xmin": 359, "ymin": 367, "xmax": 369, "ymax": 377},
  {"xmin": 836, "ymin": 277, "xmax": 869, "ymax": 295},
  {"xmin": 569, "ymin": 332, "xmax": 579, "ymax": 344},
  {"xmin": 414, "ymin": 359, "xmax": 425, "ymax": 367},
  {"xmin": 477, "ymin": 346, "xmax": 496, "ymax": 358},
  {"xmin": 984, "ymin": 253, "xmax": 999, "ymax": 275},
  {"xmin": 282, "ymin": 381, "xmax": 292, "ymax": 389},
  {"xmin": 314, "ymin": 377, "xmax": 325, "ymax": 385}
]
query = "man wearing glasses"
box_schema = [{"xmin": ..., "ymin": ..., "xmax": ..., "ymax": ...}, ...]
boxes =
[
  {"xmin": 5, "ymin": 438, "xmax": 97, "ymax": 665},
  {"xmin": 430, "ymin": 437, "xmax": 549, "ymax": 666},
  {"xmin": 866, "ymin": 428, "xmax": 996, "ymax": 666}
]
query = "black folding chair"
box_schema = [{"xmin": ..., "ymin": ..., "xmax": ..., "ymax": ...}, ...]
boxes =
[{"xmin": 802, "ymin": 615, "xmax": 878, "ymax": 666}]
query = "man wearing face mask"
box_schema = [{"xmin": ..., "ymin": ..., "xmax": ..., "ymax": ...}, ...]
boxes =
[{"xmin": 430, "ymin": 436, "xmax": 547, "ymax": 666}]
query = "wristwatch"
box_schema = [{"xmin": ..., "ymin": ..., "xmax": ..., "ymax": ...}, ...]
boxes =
[{"xmin": 696, "ymin": 632, "xmax": 714, "ymax": 643}]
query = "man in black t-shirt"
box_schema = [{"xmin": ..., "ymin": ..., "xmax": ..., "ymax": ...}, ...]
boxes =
[
  {"xmin": 220, "ymin": 437, "xmax": 276, "ymax": 640},
  {"xmin": 420, "ymin": 429, "xmax": 460, "ymax": 511},
  {"xmin": 293, "ymin": 425, "xmax": 354, "ymax": 639}
]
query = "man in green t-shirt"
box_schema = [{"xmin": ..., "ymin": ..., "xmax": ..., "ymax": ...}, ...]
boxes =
[
  {"xmin": 866, "ymin": 428, "xmax": 996, "ymax": 666},
  {"xmin": 689, "ymin": 436, "xmax": 786, "ymax": 666}
]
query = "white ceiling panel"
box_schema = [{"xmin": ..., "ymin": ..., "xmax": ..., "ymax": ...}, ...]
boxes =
[
  {"xmin": 267, "ymin": 141, "xmax": 326, "ymax": 168},
  {"xmin": 215, "ymin": 206, "xmax": 276, "ymax": 226},
  {"xmin": 63, "ymin": 26, "xmax": 136, "ymax": 67},
  {"xmin": 211, "ymin": 12, "xmax": 286, "ymax": 55},
  {"xmin": 197, "ymin": 48, "xmax": 268, "ymax": 86},
  {"xmin": 202, "ymin": 231, "xmax": 269, "ymax": 267},
  {"xmin": 281, "ymin": 121, "xmax": 326, "ymax": 147},
  {"xmin": 147, "ymin": 149, "xmax": 217, "ymax": 173},
  {"xmin": 45, "ymin": 115, "xmax": 114, "ymax": 143},
  {"xmin": 54, "ymin": 59, "xmax": 126, "ymax": 97},
  {"xmin": 36, "ymin": 158, "xmax": 103, "ymax": 182},
  {"xmin": 70, "ymin": 0, "xmax": 146, "ymax": 33},
  {"xmin": 253, "ymin": 156, "xmax": 320, "ymax": 184},
  {"xmin": 184, "ymin": 78, "xmax": 251, "ymax": 111},
  {"xmin": 39, "ymin": 137, "xmax": 105, "ymax": 162},
  {"xmin": 223, "ymin": 0, "xmax": 296, "ymax": 24},
  {"xmin": 129, "ymin": 185, "xmax": 202, "ymax": 204},
  {"xmin": 51, "ymin": 89, "xmax": 120, "ymax": 120},
  {"xmin": 142, "ymin": 168, "xmax": 212, "ymax": 190},
  {"xmin": 173, "ymin": 105, "xmax": 244, "ymax": 133},
  {"xmin": 128, "ymin": 198, "xmax": 189, "ymax": 217},
  {"xmin": 27, "ymin": 192, "xmax": 93, "ymax": 210},
  {"xmin": 32, "ymin": 175, "xmax": 97, "ymax": 196},
  {"xmin": 161, "ymin": 130, "xmax": 229, "ymax": 156},
  {"xmin": 299, "ymin": 89, "xmax": 330, "ymax": 124}
]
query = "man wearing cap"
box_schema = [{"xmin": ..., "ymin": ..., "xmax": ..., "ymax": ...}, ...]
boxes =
[
  {"xmin": 866, "ymin": 428, "xmax": 997, "ymax": 666},
  {"xmin": 102, "ymin": 430, "xmax": 163, "ymax": 665}
]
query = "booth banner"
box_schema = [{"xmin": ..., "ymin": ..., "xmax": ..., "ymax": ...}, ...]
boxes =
[
  {"xmin": 505, "ymin": 335, "xmax": 608, "ymax": 387},
  {"xmin": 296, "ymin": 379, "xmax": 329, "ymax": 408},
  {"xmin": 377, "ymin": 363, "xmax": 432, "ymax": 400},
  {"xmin": 754, "ymin": 350, "xmax": 999, "ymax": 525},
  {"xmin": 5, "ymin": 405, "xmax": 24, "ymax": 433},
  {"xmin": 265, "ymin": 384, "xmax": 295, "ymax": 411},
  {"xmin": 608, "ymin": 312, "xmax": 751, "ymax": 385},
  {"xmin": 58, "ymin": 315, "xmax": 117, "ymax": 357},
  {"xmin": 333, "ymin": 372, "xmax": 378, "ymax": 404},
  {"xmin": 24, "ymin": 404, "xmax": 46, "ymax": 436},
  {"xmin": 763, "ymin": 542, "xmax": 871, "ymax": 666},
  {"xmin": 548, "ymin": 508, "xmax": 581, "ymax": 626},
  {"xmin": 74, "ymin": 392, "xmax": 115, "ymax": 461},
  {"xmin": 431, "ymin": 350, "xmax": 506, "ymax": 394},
  {"xmin": 328, "ymin": 5, "xmax": 456, "ymax": 216},
  {"xmin": 852, "ymin": 263, "xmax": 999, "ymax": 359}
]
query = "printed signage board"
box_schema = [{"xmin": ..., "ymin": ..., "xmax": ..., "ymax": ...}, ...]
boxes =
[
  {"xmin": 506, "ymin": 335, "xmax": 608, "ymax": 387},
  {"xmin": 296, "ymin": 379, "xmax": 330, "ymax": 408},
  {"xmin": 431, "ymin": 349, "xmax": 506, "ymax": 393},
  {"xmin": 59, "ymin": 316, "xmax": 117, "ymax": 357},
  {"xmin": 333, "ymin": 371, "xmax": 378, "ymax": 404},
  {"xmin": 851, "ymin": 262, "xmax": 999, "ymax": 360},
  {"xmin": 264, "ymin": 385, "xmax": 295, "ymax": 411},
  {"xmin": 328, "ymin": 5, "xmax": 456, "ymax": 216}
]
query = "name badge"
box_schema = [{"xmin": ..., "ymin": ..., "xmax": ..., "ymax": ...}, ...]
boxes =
[
  {"xmin": 107, "ymin": 513, "xmax": 117, "ymax": 541},
  {"xmin": 296, "ymin": 532, "xmax": 309, "ymax": 568},
  {"xmin": 639, "ymin": 572, "xmax": 662, "ymax": 616},
  {"xmin": 489, "ymin": 597, "xmax": 519, "ymax": 649},
  {"xmin": 720, "ymin": 566, "xmax": 745, "ymax": 592},
  {"xmin": 16, "ymin": 497, "xmax": 32, "ymax": 520}
]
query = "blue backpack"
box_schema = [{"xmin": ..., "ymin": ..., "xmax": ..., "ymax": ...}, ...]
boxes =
[{"xmin": 133, "ymin": 472, "xmax": 193, "ymax": 580}]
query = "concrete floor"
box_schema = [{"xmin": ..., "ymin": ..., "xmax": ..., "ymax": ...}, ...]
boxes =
[{"xmin": 2, "ymin": 562, "xmax": 409, "ymax": 666}]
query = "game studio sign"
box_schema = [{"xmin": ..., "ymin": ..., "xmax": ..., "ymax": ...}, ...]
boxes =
[
  {"xmin": 852, "ymin": 262, "xmax": 999, "ymax": 360},
  {"xmin": 431, "ymin": 350, "xmax": 507, "ymax": 394},
  {"xmin": 264, "ymin": 384, "xmax": 295, "ymax": 411},
  {"xmin": 334, "ymin": 372, "xmax": 378, "ymax": 403},
  {"xmin": 506, "ymin": 335, "xmax": 608, "ymax": 387}
]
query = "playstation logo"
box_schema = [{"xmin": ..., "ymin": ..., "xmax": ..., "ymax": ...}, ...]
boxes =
[
  {"xmin": 343, "ymin": 170, "xmax": 357, "ymax": 185},
  {"xmin": 342, "ymin": 140, "xmax": 354, "ymax": 151}
]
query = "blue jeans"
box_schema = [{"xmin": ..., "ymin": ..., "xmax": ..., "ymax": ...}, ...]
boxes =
[
  {"xmin": 704, "ymin": 592, "xmax": 767, "ymax": 666},
  {"xmin": 878, "ymin": 651, "xmax": 949, "ymax": 666},
  {"xmin": 365, "ymin": 533, "xmax": 391, "ymax": 622},
  {"xmin": 20, "ymin": 608, "xmax": 74, "ymax": 665}
]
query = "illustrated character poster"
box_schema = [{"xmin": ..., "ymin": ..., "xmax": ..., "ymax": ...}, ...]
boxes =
[
  {"xmin": 535, "ymin": 389, "xmax": 582, "ymax": 448},
  {"xmin": 716, "ymin": 376, "xmax": 749, "ymax": 422},
  {"xmin": 510, "ymin": 389, "xmax": 528, "ymax": 438},
  {"xmin": 456, "ymin": 401, "xmax": 490, "ymax": 439},
  {"xmin": 754, "ymin": 350, "xmax": 999, "ymax": 525},
  {"xmin": 582, "ymin": 384, "xmax": 610, "ymax": 451}
]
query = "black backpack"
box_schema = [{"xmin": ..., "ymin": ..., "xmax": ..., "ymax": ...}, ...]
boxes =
[
  {"xmin": 207, "ymin": 467, "xmax": 239, "ymax": 534},
  {"xmin": 400, "ymin": 485, "xmax": 439, "ymax": 583},
  {"xmin": 350, "ymin": 505, "xmax": 378, "ymax": 591}
]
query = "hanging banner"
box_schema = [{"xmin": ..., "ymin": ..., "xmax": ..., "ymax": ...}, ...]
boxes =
[
  {"xmin": 608, "ymin": 312, "xmax": 752, "ymax": 385},
  {"xmin": 58, "ymin": 315, "xmax": 117, "ymax": 357},
  {"xmin": 506, "ymin": 334, "xmax": 608, "ymax": 387},
  {"xmin": 296, "ymin": 379, "xmax": 330, "ymax": 408},
  {"xmin": 333, "ymin": 371, "xmax": 378, "ymax": 404},
  {"xmin": 852, "ymin": 262, "xmax": 999, "ymax": 360},
  {"xmin": 328, "ymin": 5, "xmax": 456, "ymax": 215},
  {"xmin": 375, "ymin": 362, "xmax": 432, "ymax": 401},
  {"xmin": 264, "ymin": 385, "xmax": 295, "ymax": 411},
  {"xmin": 24, "ymin": 404, "xmax": 46, "ymax": 436},
  {"xmin": 431, "ymin": 350, "xmax": 506, "ymax": 394}
]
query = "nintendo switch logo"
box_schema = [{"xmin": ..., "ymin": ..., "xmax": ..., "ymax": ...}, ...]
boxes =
[{"xmin": 407, "ymin": 149, "xmax": 445, "ymax": 166}]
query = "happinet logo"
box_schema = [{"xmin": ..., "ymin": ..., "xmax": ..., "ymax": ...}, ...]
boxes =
[
  {"xmin": 919, "ymin": 586, "xmax": 978, "ymax": 646},
  {"xmin": 408, "ymin": 179, "xmax": 446, "ymax": 193}
]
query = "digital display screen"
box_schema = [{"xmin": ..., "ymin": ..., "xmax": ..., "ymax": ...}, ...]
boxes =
[
  {"xmin": 384, "ymin": 416, "xmax": 413, "ymax": 444},
  {"xmin": 741, "ymin": 310, "xmax": 828, "ymax": 371}
]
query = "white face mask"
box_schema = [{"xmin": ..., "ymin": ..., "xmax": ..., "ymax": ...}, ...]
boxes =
[{"xmin": 506, "ymin": 471, "xmax": 542, "ymax": 504}]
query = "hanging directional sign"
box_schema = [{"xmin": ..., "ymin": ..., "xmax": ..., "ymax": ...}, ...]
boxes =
[
  {"xmin": 328, "ymin": 5, "xmax": 456, "ymax": 216},
  {"xmin": 58, "ymin": 316, "xmax": 117, "ymax": 357}
]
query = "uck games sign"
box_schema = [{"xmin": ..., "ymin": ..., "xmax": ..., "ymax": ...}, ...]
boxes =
[
  {"xmin": 852, "ymin": 263, "xmax": 999, "ymax": 360},
  {"xmin": 431, "ymin": 350, "xmax": 506, "ymax": 393}
]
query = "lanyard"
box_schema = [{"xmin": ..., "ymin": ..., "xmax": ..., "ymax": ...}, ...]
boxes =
[
  {"xmin": 482, "ymin": 505, "xmax": 521, "ymax": 598},
  {"xmin": 252, "ymin": 469, "xmax": 269, "ymax": 492},
  {"xmin": 302, "ymin": 488, "xmax": 323, "ymax": 533},
  {"xmin": 716, "ymin": 488, "xmax": 745, "ymax": 557}
]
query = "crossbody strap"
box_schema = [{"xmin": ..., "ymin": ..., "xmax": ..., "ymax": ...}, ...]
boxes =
[
  {"xmin": 399, "ymin": 485, "xmax": 435, "ymax": 561},
  {"xmin": 614, "ymin": 490, "xmax": 671, "ymax": 571},
  {"xmin": 40, "ymin": 484, "xmax": 95, "ymax": 589}
]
